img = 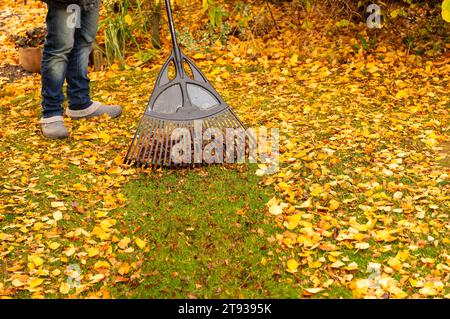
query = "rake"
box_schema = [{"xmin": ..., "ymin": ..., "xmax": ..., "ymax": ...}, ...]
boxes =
[{"xmin": 124, "ymin": 0, "xmax": 254, "ymax": 167}]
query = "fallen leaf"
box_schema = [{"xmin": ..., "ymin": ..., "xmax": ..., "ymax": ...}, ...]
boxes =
[{"xmin": 135, "ymin": 237, "xmax": 147, "ymax": 249}]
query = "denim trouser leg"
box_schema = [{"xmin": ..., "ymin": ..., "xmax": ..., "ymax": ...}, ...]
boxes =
[
  {"xmin": 41, "ymin": 5, "xmax": 75, "ymax": 118},
  {"xmin": 41, "ymin": 5, "xmax": 99, "ymax": 118},
  {"xmin": 67, "ymin": 9, "xmax": 99, "ymax": 111}
]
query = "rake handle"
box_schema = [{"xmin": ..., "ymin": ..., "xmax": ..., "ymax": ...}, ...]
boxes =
[{"xmin": 165, "ymin": 0, "xmax": 183, "ymax": 73}]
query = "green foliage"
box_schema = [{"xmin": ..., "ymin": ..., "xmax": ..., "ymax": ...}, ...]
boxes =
[
  {"xmin": 352, "ymin": 35, "xmax": 378, "ymax": 53},
  {"xmin": 335, "ymin": 19, "xmax": 350, "ymax": 27},
  {"xmin": 101, "ymin": 0, "xmax": 156, "ymax": 66},
  {"xmin": 202, "ymin": 0, "xmax": 229, "ymax": 29},
  {"xmin": 13, "ymin": 27, "xmax": 46, "ymax": 48},
  {"xmin": 101, "ymin": 0, "xmax": 136, "ymax": 66},
  {"xmin": 135, "ymin": 49, "xmax": 157, "ymax": 64}
]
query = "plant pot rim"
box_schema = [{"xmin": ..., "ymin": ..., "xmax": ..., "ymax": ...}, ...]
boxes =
[{"xmin": 18, "ymin": 47, "xmax": 43, "ymax": 50}]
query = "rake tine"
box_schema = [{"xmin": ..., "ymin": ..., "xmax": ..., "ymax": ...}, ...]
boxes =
[
  {"xmin": 185, "ymin": 122, "xmax": 191, "ymax": 167},
  {"xmin": 216, "ymin": 114, "xmax": 232, "ymax": 162},
  {"xmin": 135, "ymin": 118, "xmax": 155, "ymax": 166},
  {"xmin": 158, "ymin": 121, "xmax": 168, "ymax": 165},
  {"xmin": 229, "ymin": 109, "xmax": 257, "ymax": 149},
  {"xmin": 124, "ymin": 111, "xmax": 148, "ymax": 164},
  {"xmin": 169, "ymin": 122, "xmax": 178, "ymax": 167},
  {"xmin": 134, "ymin": 118, "xmax": 154, "ymax": 166},
  {"xmin": 125, "ymin": 117, "xmax": 146, "ymax": 165},
  {"xmin": 229, "ymin": 111, "xmax": 248, "ymax": 161},
  {"xmin": 183, "ymin": 123, "xmax": 189, "ymax": 167},
  {"xmin": 150, "ymin": 120, "xmax": 163, "ymax": 166},
  {"xmin": 135, "ymin": 118, "xmax": 153, "ymax": 167},
  {"xmin": 226, "ymin": 110, "xmax": 251, "ymax": 151},
  {"xmin": 143, "ymin": 119, "xmax": 160, "ymax": 167},
  {"xmin": 221, "ymin": 113, "xmax": 238, "ymax": 162},
  {"xmin": 192, "ymin": 121, "xmax": 199, "ymax": 167},
  {"xmin": 163, "ymin": 122, "xmax": 171, "ymax": 166}
]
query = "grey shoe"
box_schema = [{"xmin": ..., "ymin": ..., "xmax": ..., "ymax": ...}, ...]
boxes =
[
  {"xmin": 66, "ymin": 101, "xmax": 122, "ymax": 120},
  {"xmin": 40, "ymin": 116, "xmax": 69, "ymax": 139}
]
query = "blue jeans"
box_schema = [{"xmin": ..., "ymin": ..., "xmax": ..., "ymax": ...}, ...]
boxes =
[{"xmin": 41, "ymin": 4, "xmax": 99, "ymax": 118}]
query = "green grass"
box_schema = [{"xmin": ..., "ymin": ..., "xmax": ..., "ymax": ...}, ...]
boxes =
[{"xmin": 109, "ymin": 165, "xmax": 301, "ymax": 298}]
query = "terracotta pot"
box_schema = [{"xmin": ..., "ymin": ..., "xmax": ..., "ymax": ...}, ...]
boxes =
[{"xmin": 18, "ymin": 47, "xmax": 43, "ymax": 73}]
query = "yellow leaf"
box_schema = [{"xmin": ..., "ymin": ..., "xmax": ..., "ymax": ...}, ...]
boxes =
[
  {"xmin": 419, "ymin": 285, "xmax": 436, "ymax": 296},
  {"xmin": 12, "ymin": 279, "xmax": 25, "ymax": 287},
  {"xmin": 395, "ymin": 89, "xmax": 407, "ymax": 99},
  {"xmin": 135, "ymin": 237, "xmax": 147, "ymax": 249},
  {"xmin": 94, "ymin": 260, "xmax": 110, "ymax": 270},
  {"xmin": 52, "ymin": 269, "xmax": 61, "ymax": 277},
  {"xmin": 260, "ymin": 257, "xmax": 267, "ymax": 266},
  {"xmin": 100, "ymin": 219, "xmax": 116, "ymax": 231},
  {"xmin": 355, "ymin": 279, "xmax": 371, "ymax": 289},
  {"xmin": 309, "ymin": 184, "xmax": 323, "ymax": 197},
  {"xmin": 346, "ymin": 262, "xmax": 359, "ymax": 270},
  {"xmin": 73, "ymin": 183, "xmax": 87, "ymax": 191},
  {"xmin": 89, "ymin": 274, "xmax": 105, "ymax": 284},
  {"xmin": 49, "ymin": 242, "xmax": 60, "ymax": 250},
  {"xmin": 308, "ymin": 260, "xmax": 322, "ymax": 269},
  {"xmin": 331, "ymin": 261, "xmax": 345, "ymax": 268},
  {"xmin": 300, "ymin": 198, "xmax": 311, "ymax": 208},
  {"xmin": 329, "ymin": 199, "xmax": 340, "ymax": 211},
  {"xmin": 202, "ymin": 0, "xmax": 208, "ymax": 12},
  {"xmin": 51, "ymin": 201, "xmax": 64, "ymax": 208},
  {"xmin": 287, "ymin": 259, "xmax": 299, "ymax": 272},
  {"xmin": 396, "ymin": 250, "xmax": 409, "ymax": 262},
  {"xmin": 59, "ymin": 282, "xmax": 70, "ymax": 294},
  {"xmin": 124, "ymin": 14, "xmax": 133, "ymax": 26},
  {"xmin": 96, "ymin": 211, "xmax": 109, "ymax": 218},
  {"xmin": 442, "ymin": 0, "xmax": 450, "ymax": 22},
  {"xmin": 366, "ymin": 63, "xmax": 379, "ymax": 73},
  {"xmin": 118, "ymin": 263, "xmax": 131, "ymax": 275},
  {"xmin": 113, "ymin": 155, "xmax": 123, "ymax": 166},
  {"xmin": 28, "ymin": 255, "xmax": 43, "ymax": 267},
  {"xmin": 118, "ymin": 237, "xmax": 131, "ymax": 250},
  {"xmin": 284, "ymin": 214, "xmax": 301, "ymax": 230},
  {"xmin": 372, "ymin": 229, "xmax": 397, "ymax": 242},
  {"xmin": 289, "ymin": 54, "xmax": 298, "ymax": 66},
  {"xmin": 99, "ymin": 131, "xmax": 111, "ymax": 142},
  {"xmin": 268, "ymin": 198, "xmax": 283, "ymax": 216},
  {"xmin": 87, "ymin": 247, "xmax": 100, "ymax": 257},
  {"xmin": 193, "ymin": 53, "xmax": 206, "ymax": 60},
  {"xmin": 388, "ymin": 257, "xmax": 402, "ymax": 270},
  {"xmin": 221, "ymin": 71, "xmax": 231, "ymax": 79},
  {"xmin": 28, "ymin": 278, "xmax": 44, "ymax": 288},
  {"xmin": 421, "ymin": 257, "xmax": 435, "ymax": 264},
  {"xmin": 304, "ymin": 287, "xmax": 324, "ymax": 294},
  {"xmin": 355, "ymin": 242, "xmax": 370, "ymax": 250},
  {"xmin": 65, "ymin": 247, "xmax": 76, "ymax": 257},
  {"xmin": 92, "ymin": 226, "xmax": 110, "ymax": 240},
  {"xmin": 390, "ymin": 8, "xmax": 404, "ymax": 18},
  {"xmin": 53, "ymin": 210, "xmax": 63, "ymax": 221},
  {"xmin": 409, "ymin": 278, "xmax": 423, "ymax": 288}
]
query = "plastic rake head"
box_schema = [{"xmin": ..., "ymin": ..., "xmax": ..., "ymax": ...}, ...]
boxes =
[{"xmin": 124, "ymin": 0, "xmax": 253, "ymax": 167}]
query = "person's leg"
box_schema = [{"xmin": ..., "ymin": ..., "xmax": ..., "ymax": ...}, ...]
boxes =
[
  {"xmin": 40, "ymin": 4, "xmax": 75, "ymax": 138},
  {"xmin": 41, "ymin": 4, "xmax": 76, "ymax": 118},
  {"xmin": 66, "ymin": 7, "xmax": 98, "ymax": 110},
  {"xmin": 65, "ymin": 7, "xmax": 122, "ymax": 119}
]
